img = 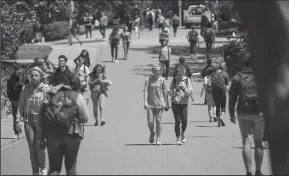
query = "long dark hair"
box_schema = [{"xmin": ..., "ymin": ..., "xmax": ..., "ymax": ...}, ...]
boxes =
[
  {"xmin": 80, "ymin": 49, "xmax": 90, "ymax": 59},
  {"xmin": 90, "ymin": 64, "xmax": 106, "ymax": 78}
]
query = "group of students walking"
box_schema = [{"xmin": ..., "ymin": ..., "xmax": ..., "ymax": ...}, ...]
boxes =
[{"xmin": 6, "ymin": 49, "xmax": 112, "ymax": 175}]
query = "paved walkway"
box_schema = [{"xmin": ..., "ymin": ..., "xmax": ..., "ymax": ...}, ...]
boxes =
[{"xmin": 1, "ymin": 27, "xmax": 272, "ymax": 175}]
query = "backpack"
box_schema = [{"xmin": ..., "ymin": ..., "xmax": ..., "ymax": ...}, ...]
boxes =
[
  {"xmin": 206, "ymin": 76, "xmax": 213, "ymax": 94},
  {"xmin": 238, "ymin": 72, "xmax": 260, "ymax": 114},
  {"xmin": 189, "ymin": 31, "xmax": 197, "ymax": 41},
  {"xmin": 212, "ymin": 71, "xmax": 225, "ymax": 90},
  {"xmin": 148, "ymin": 12, "xmax": 153, "ymax": 19},
  {"xmin": 42, "ymin": 90, "xmax": 81, "ymax": 135}
]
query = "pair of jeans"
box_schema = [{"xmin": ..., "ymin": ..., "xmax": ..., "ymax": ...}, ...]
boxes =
[
  {"xmin": 190, "ymin": 41, "xmax": 197, "ymax": 55},
  {"xmin": 111, "ymin": 44, "xmax": 118, "ymax": 60},
  {"xmin": 205, "ymin": 40, "xmax": 213, "ymax": 57},
  {"xmin": 85, "ymin": 25, "xmax": 92, "ymax": 38},
  {"xmin": 122, "ymin": 42, "xmax": 130, "ymax": 59},
  {"xmin": 147, "ymin": 108, "xmax": 163, "ymax": 139},
  {"xmin": 46, "ymin": 134, "xmax": 81, "ymax": 175},
  {"xmin": 11, "ymin": 101, "xmax": 19, "ymax": 135},
  {"xmin": 212, "ymin": 87, "xmax": 227, "ymax": 118},
  {"xmin": 91, "ymin": 93, "xmax": 105, "ymax": 123},
  {"xmin": 24, "ymin": 122, "xmax": 46, "ymax": 174},
  {"xmin": 160, "ymin": 60, "xmax": 170, "ymax": 79},
  {"xmin": 148, "ymin": 19, "xmax": 153, "ymax": 31},
  {"xmin": 173, "ymin": 24, "xmax": 178, "ymax": 36},
  {"xmin": 172, "ymin": 103, "xmax": 188, "ymax": 137},
  {"xmin": 99, "ymin": 25, "xmax": 106, "ymax": 38}
]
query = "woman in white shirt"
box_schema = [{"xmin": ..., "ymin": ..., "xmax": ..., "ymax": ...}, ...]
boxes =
[
  {"xmin": 74, "ymin": 56, "xmax": 90, "ymax": 94},
  {"xmin": 134, "ymin": 14, "xmax": 141, "ymax": 38}
]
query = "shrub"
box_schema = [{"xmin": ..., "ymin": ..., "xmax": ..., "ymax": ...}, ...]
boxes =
[{"xmin": 43, "ymin": 21, "xmax": 70, "ymax": 41}]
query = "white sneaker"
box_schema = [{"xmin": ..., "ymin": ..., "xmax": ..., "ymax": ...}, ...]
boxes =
[
  {"xmin": 39, "ymin": 168, "xmax": 47, "ymax": 175},
  {"xmin": 115, "ymin": 60, "xmax": 119, "ymax": 63},
  {"xmin": 181, "ymin": 133, "xmax": 187, "ymax": 143},
  {"xmin": 176, "ymin": 138, "xmax": 182, "ymax": 145},
  {"xmin": 156, "ymin": 139, "xmax": 162, "ymax": 146},
  {"xmin": 13, "ymin": 135, "xmax": 17, "ymax": 139}
]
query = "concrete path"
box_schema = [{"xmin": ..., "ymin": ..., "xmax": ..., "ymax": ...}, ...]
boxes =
[{"xmin": 1, "ymin": 27, "xmax": 272, "ymax": 175}]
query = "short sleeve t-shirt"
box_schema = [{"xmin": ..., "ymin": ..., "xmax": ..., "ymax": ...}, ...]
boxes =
[
  {"xmin": 74, "ymin": 64, "xmax": 90, "ymax": 85},
  {"xmin": 145, "ymin": 77, "xmax": 166, "ymax": 108},
  {"xmin": 159, "ymin": 46, "xmax": 172, "ymax": 61}
]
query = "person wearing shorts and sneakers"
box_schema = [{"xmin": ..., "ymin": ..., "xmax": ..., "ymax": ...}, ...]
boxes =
[
  {"xmin": 143, "ymin": 64, "xmax": 169, "ymax": 146},
  {"xmin": 159, "ymin": 40, "xmax": 171, "ymax": 80},
  {"xmin": 229, "ymin": 54, "xmax": 264, "ymax": 176}
]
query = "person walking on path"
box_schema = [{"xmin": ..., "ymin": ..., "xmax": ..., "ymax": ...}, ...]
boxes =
[
  {"xmin": 143, "ymin": 64, "xmax": 169, "ymax": 146},
  {"xmin": 50, "ymin": 55, "xmax": 73, "ymax": 86},
  {"xmin": 157, "ymin": 14, "xmax": 166, "ymax": 31},
  {"xmin": 212, "ymin": 63, "xmax": 229, "ymax": 127},
  {"xmin": 84, "ymin": 12, "xmax": 93, "ymax": 38},
  {"xmin": 172, "ymin": 14, "xmax": 180, "ymax": 37},
  {"xmin": 159, "ymin": 40, "xmax": 172, "ymax": 80},
  {"xmin": 38, "ymin": 75, "xmax": 89, "ymax": 175},
  {"xmin": 120, "ymin": 26, "xmax": 131, "ymax": 60},
  {"xmin": 201, "ymin": 58, "xmax": 215, "ymax": 104},
  {"xmin": 109, "ymin": 27, "xmax": 121, "ymax": 63},
  {"xmin": 89, "ymin": 64, "xmax": 112, "ymax": 126},
  {"xmin": 99, "ymin": 12, "xmax": 108, "ymax": 39},
  {"xmin": 229, "ymin": 54, "xmax": 264, "ymax": 176},
  {"xmin": 69, "ymin": 18, "xmax": 82, "ymax": 46},
  {"xmin": 146, "ymin": 9, "xmax": 154, "ymax": 31},
  {"xmin": 127, "ymin": 13, "xmax": 134, "ymax": 33},
  {"xmin": 74, "ymin": 57, "xmax": 90, "ymax": 94},
  {"xmin": 74, "ymin": 49, "xmax": 91, "ymax": 68},
  {"xmin": 159, "ymin": 27, "xmax": 170, "ymax": 46},
  {"xmin": 16, "ymin": 66, "xmax": 49, "ymax": 175},
  {"xmin": 186, "ymin": 26, "xmax": 200, "ymax": 59},
  {"xmin": 7, "ymin": 65, "xmax": 28, "ymax": 139},
  {"xmin": 134, "ymin": 14, "xmax": 141, "ymax": 38},
  {"xmin": 173, "ymin": 57, "xmax": 192, "ymax": 79},
  {"xmin": 169, "ymin": 66, "xmax": 193, "ymax": 145},
  {"xmin": 201, "ymin": 68, "xmax": 217, "ymax": 122}
]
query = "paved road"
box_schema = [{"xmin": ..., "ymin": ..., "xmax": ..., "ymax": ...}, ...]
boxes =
[{"xmin": 1, "ymin": 27, "xmax": 272, "ymax": 175}]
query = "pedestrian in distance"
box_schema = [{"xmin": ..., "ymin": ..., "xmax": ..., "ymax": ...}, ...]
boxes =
[
  {"xmin": 69, "ymin": 18, "xmax": 82, "ymax": 46},
  {"xmin": 211, "ymin": 63, "xmax": 229, "ymax": 127},
  {"xmin": 201, "ymin": 58, "xmax": 215, "ymax": 105},
  {"xmin": 173, "ymin": 57, "xmax": 192, "ymax": 79},
  {"xmin": 143, "ymin": 64, "xmax": 169, "ymax": 146},
  {"xmin": 168, "ymin": 66, "xmax": 193, "ymax": 145},
  {"xmin": 50, "ymin": 55, "xmax": 73, "ymax": 86},
  {"xmin": 159, "ymin": 27, "xmax": 170, "ymax": 46},
  {"xmin": 120, "ymin": 26, "xmax": 131, "ymax": 60},
  {"xmin": 16, "ymin": 66, "xmax": 49, "ymax": 175},
  {"xmin": 99, "ymin": 12, "xmax": 108, "ymax": 39},
  {"xmin": 74, "ymin": 56, "xmax": 90, "ymax": 94},
  {"xmin": 37, "ymin": 74, "xmax": 89, "ymax": 175},
  {"xmin": 159, "ymin": 40, "xmax": 172, "ymax": 80},
  {"xmin": 172, "ymin": 14, "xmax": 180, "ymax": 37},
  {"xmin": 84, "ymin": 12, "xmax": 93, "ymax": 38},
  {"xmin": 201, "ymin": 68, "xmax": 217, "ymax": 122},
  {"xmin": 147, "ymin": 9, "xmax": 154, "ymax": 31},
  {"xmin": 229, "ymin": 53, "xmax": 264, "ymax": 176},
  {"xmin": 134, "ymin": 14, "xmax": 141, "ymax": 38},
  {"xmin": 186, "ymin": 25, "xmax": 200, "ymax": 60},
  {"xmin": 89, "ymin": 64, "xmax": 112, "ymax": 126},
  {"xmin": 157, "ymin": 14, "xmax": 166, "ymax": 31},
  {"xmin": 74, "ymin": 49, "xmax": 91, "ymax": 68},
  {"xmin": 127, "ymin": 13, "xmax": 134, "ymax": 33},
  {"xmin": 109, "ymin": 27, "xmax": 121, "ymax": 63}
]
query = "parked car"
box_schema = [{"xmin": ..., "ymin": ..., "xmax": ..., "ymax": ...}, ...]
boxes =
[{"xmin": 183, "ymin": 4, "xmax": 206, "ymax": 28}]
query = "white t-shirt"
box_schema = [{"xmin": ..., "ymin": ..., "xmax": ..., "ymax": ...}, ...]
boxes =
[
  {"xmin": 74, "ymin": 64, "xmax": 90, "ymax": 85},
  {"xmin": 159, "ymin": 46, "xmax": 171, "ymax": 61}
]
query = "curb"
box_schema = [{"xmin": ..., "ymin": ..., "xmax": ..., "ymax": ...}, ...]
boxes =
[{"xmin": 89, "ymin": 48, "xmax": 102, "ymax": 72}]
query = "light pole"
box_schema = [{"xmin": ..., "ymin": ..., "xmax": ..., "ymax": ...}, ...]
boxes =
[
  {"xmin": 178, "ymin": 0, "xmax": 182, "ymax": 27},
  {"xmin": 68, "ymin": 0, "xmax": 74, "ymax": 44}
]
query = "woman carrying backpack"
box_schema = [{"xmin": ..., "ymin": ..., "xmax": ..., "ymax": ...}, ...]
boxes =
[
  {"xmin": 168, "ymin": 66, "xmax": 193, "ymax": 145},
  {"xmin": 201, "ymin": 68, "xmax": 217, "ymax": 122},
  {"xmin": 120, "ymin": 26, "xmax": 131, "ymax": 60},
  {"xmin": 109, "ymin": 27, "xmax": 121, "ymax": 63},
  {"xmin": 89, "ymin": 64, "xmax": 112, "ymax": 126},
  {"xmin": 143, "ymin": 64, "xmax": 169, "ymax": 145},
  {"xmin": 16, "ymin": 66, "xmax": 49, "ymax": 175},
  {"xmin": 37, "ymin": 74, "xmax": 89, "ymax": 175},
  {"xmin": 74, "ymin": 49, "xmax": 91, "ymax": 68},
  {"xmin": 74, "ymin": 56, "xmax": 90, "ymax": 94},
  {"xmin": 159, "ymin": 40, "xmax": 171, "ymax": 80}
]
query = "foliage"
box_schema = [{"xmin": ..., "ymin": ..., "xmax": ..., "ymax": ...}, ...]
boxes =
[{"xmin": 43, "ymin": 21, "xmax": 69, "ymax": 41}]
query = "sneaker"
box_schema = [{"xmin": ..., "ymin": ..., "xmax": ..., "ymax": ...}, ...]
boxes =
[
  {"xmin": 115, "ymin": 60, "xmax": 119, "ymax": 63},
  {"xmin": 94, "ymin": 121, "xmax": 98, "ymax": 126},
  {"xmin": 220, "ymin": 119, "xmax": 226, "ymax": 127},
  {"xmin": 181, "ymin": 133, "xmax": 187, "ymax": 143},
  {"xmin": 255, "ymin": 171, "xmax": 263, "ymax": 176},
  {"xmin": 209, "ymin": 117, "xmax": 213, "ymax": 122},
  {"xmin": 149, "ymin": 131, "xmax": 155, "ymax": 143},
  {"xmin": 39, "ymin": 168, "xmax": 47, "ymax": 175},
  {"xmin": 176, "ymin": 138, "xmax": 182, "ymax": 145},
  {"xmin": 100, "ymin": 121, "xmax": 106, "ymax": 126},
  {"xmin": 213, "ymin": 117, "xmax": 217, "ymax": 122},
  {"xmin": 13, "ymin": 135, "xmax": 17, "ymax": 139},
  {"xmin": 156, "ymin": 140, "xmax": 162, "ymax": 146}
]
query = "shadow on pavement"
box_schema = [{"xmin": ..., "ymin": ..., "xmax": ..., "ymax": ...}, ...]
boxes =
[
  {"xmin": 233, "ymin": 146, "xmax": 269, "ymax": 150},
  {"xmin": 161, "ymin": 122, "xmax": 175, "ymax": 124},
  {"xmin": 187, "ymin": 136, "xmax": 215, "ymax": 138},
  {"xmin": 195, "ymin": 125, "xmax": 216, "ymax": 128},
  {"xmin": 192, "ymin": 103, "xmax": 206, "ymax": 106},
  {"xmin": 52, "ymin": 39, "xmax": 105, "ymax": 45},
  {"xmin": 190, "ymin": 120, "xmax": 209, "ymax": 123},
  {"xmin": 125, "ymin": 143, "xmax": 177, "ymax": 146},
  {"xmin": 1, "ymin": 137, "xmax": 17, "ymax": 140}
]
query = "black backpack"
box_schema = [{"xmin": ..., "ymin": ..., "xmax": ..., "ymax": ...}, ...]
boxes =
[
  {"xmin": 42, "ymin": 90, "xmax": 81, "ymax": 135},
  {"xmin": 239, "ymin": 72, "xmax": 260, "ymax": 114},
  {"xmin": 212, "ymin": 71, "xmax": 225, "ymax": 90},
  {"xmin": 148, "ymin": 12, "xmax": 153, "ymax": 19}
]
